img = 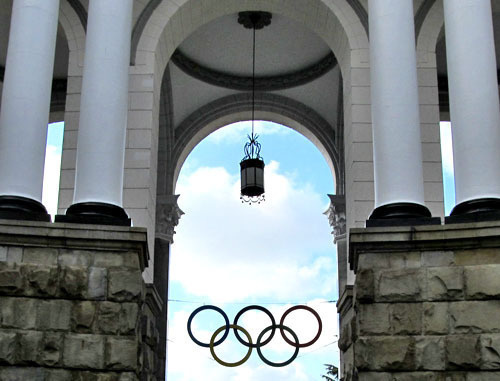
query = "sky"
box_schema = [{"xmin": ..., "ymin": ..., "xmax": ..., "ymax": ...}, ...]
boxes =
[
  {"xmin": 43, "ymin": 121, "xmax": 64, "ymax": 216},
  {"xmin": 42, "ymin": 120, "xmax": 456, "ymax": 380},
  {"xmin": 439, "ymin": 121, "xmax": 455, "ymax": 215},
  {"xmin": 166, "ymin": 121, "xmax": 339, "ymax": 380}
]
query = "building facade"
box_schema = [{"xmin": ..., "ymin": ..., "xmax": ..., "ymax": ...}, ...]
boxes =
[{"xmin": 0, "ymin": 0, "xmax": 500, "ymax": 379}]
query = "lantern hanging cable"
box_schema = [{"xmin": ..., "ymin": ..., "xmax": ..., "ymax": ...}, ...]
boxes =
[
  {"xmin": 243, "ymin": 20, "xmax": 261, "ymax": 162},
  {"xmin": 251, "ymin": 24, "xmax": 256, "ymax": 139},
  {"xmin": 238, "ymin": 11, "xmax": 271, "ymax": 204}
]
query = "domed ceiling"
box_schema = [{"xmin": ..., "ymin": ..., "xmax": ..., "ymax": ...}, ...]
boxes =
[
  {"xmin": 167, "ymin": 11, "xmax": 342, "ymax": 132},
  {"xmin": 177, "ymin": 13, "xmax": 331, "ymax": 77}
]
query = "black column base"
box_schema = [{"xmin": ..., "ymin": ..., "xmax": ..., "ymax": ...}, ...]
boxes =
[
  {"xmin": 445, "ymin": 198, "xmax": 500, "ymax": 224},
  {"xmin": 367, "ymin": 202, "xmax": 440, "ymax": 227},
  {"xmin": 55, "ymin": 202, "xmax": 131, "ymax": 226},
  {"xmin": 0, "ymin": 195, "xmax": 51, "ymax": 222}
]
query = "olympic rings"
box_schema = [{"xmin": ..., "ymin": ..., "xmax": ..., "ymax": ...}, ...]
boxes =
[
  {"xmin": 187, "ymin": 304, "xmax": 322, "ymax": 367},
  {"xmin": 210, "ymin": 324, "xmax": 253, "ymax": 367},
  {"xmin": 233, "ymin": 305, "xmax": 276, "ymax": 348},
  {"xmin": 256, "ymin": 324, "xmax": 300, "ymax": 367},
  {"xmin": 279, "ymin": 305, "xmax": 322, "ymax": 348},
  {"xmin": 187, "ymin": 305, "xmax": 230, "ymax": 348}
]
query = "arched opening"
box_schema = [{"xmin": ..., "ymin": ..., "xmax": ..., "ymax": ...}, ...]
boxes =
[
  {"xmin": 152, "ymin": 8, "xmax": 354, "ymax": 378},
  {"xmin": 167, "ymin": 120, "xmax": 339, "ymax": 379}
]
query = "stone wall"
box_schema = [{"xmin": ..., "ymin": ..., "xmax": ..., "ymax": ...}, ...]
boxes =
[
  {"xmin": 0, "ymin": 220, "xmax": 161, "ymax": 381},
  {"xmin": 341, "ymin": 221, "xmax": 500, "ymax": 380}
]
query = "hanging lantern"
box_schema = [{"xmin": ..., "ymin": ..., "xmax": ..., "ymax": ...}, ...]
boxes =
[
  {"xmin": 238, "ymin": 11, "xmax": 271, "ymax": 205},
  {"xmin": 240, "ymin": 134, "xmax": 265, "ymax": 204}
]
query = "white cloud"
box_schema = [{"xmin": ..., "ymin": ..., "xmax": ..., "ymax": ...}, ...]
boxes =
[
  {"xmin": 206, "ymin": 121, "xmax": 292, "ymax": 144},
  {"xmin": 439, "ymin": 121, "xmax": 454, "ymax": 176},
  {"xmin": 171, "ymin": 160, "xmax": 337, "ymax": 304},
  {"xmin": 168, "ymin": 157, "xmax": 338, "ymax": 379},
  {"xmin": 439, "ymin": 121, "xmax": 456, "ymax": 214},
  {"xmin": 42, "ymin": 145, "xmax": 62, "ymax": 216}
]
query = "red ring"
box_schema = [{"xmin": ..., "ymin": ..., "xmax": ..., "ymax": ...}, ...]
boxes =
[{"xmin": 279, "ymin": 305, "xmax": 322, "ymax": 348}]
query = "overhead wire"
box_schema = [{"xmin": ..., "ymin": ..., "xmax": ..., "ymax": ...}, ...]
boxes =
[{"xmin": 167, "ymin": 298, "xmax": 338, "ymax": 305}]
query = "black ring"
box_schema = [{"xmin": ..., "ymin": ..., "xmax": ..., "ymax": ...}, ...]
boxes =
[
  {"xmin": 256, "ymin": 324, "xmax": 300, "ymax": 367},
  {"xmin": 187, "ymin": 305, "xmax": 230, "ymax": 348},
  {"xmin": 233, "ymin": 305, "xmax": 276, "ymax": 348}
]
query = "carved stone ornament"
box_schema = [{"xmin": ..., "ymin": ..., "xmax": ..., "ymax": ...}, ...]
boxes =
[
  {"xmin": 155, "ymin": 195, "xmax": 184, "ymax": 243},
  {"xmin": 324, "ymin": 194, "xmax": 346, "ymax": 243},
  {"xmin": 237, "ymin": 11, "xmax": 272, "ymax": 30},
  {"xmin": 171, "ymin": 50, "xmax": 337, "ymax": 92}
]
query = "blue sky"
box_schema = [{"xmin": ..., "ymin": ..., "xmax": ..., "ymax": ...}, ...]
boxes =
[
  {"xmin": 43, "ymin": 120, "xmax": 455, "ymax": 380},
  {"xmin": 439, "ymin": 121, "xmax": 455, "ymax": 215},
  {"xmin": 42, "ymin": 121, "xmax": 64, "ymax": 215}
]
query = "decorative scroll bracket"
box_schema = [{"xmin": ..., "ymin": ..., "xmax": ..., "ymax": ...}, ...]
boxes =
[
  {"xmin": 324, "ymin": 194, "xmax": 346, "ymax": 243},
  {"xmin": 155, "ymin": 195, "xmax": 184, "ymax": 243}
]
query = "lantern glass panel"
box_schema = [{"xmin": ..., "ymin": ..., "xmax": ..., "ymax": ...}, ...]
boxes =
[
  {"xmin": 247, "ymin": 167, "xmax": 255, "ymax": 185},
  {"xmin": 256, "ymin": 167, "xmax": 263, "ymax": 187},
  {"xmin": 241, "ymin": 168, "xmax": 246, "ymax": 187}
]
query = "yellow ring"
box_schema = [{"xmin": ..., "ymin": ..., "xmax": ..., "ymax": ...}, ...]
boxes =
[{"xmin": 209, "ymin": 324, "xmax": 253, "ymax": 367}]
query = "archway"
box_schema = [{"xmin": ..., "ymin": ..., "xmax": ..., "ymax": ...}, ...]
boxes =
[
  {"xmin": 167, "ymin": 120, "xmax": 339, "ymax": 379},
  {"xmin": 149, "ymin": 6, "xmax": 363, "ymax": 379}
]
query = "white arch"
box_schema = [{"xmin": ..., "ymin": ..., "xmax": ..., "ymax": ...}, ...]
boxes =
[
  {"xmin": 135, "ymin": 0, "xmax": 368, "ymax": 80},
  {"xmin": 416, "ymin": 0, "xmax": 444, "ymax": 63},
  {"xmin": 59, "ymin": 0, "xmax": 86, "ymax": 76},
  {"xmin": 170, "ymin": 101, "xmax": 339, "ymax": 195}
]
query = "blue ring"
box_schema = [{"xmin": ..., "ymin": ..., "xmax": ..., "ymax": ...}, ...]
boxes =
[{"xmin": 187, "ymin": 305, "xmax": 230, "ymax": 348}]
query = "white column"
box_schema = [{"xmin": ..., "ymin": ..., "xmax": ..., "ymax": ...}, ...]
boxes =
[
  {"xmin": 72, "ymin": 0, "xmax": 133, "ymax": 207},
  {"xmin": 369, "ymin": 0, "xmax": 427, "ymax": 213},
  {"xmin": 444, "ymin": 0, "xmax": 500, "ymax": 206},
  {"xmin": 0, "ymin": 0, "xmax": 60, "ymax": 200}
]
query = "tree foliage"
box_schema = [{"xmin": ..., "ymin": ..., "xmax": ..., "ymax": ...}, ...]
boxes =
[{"xmin": 321, "ymin": 363, "xmax": 339, "ymax": 380}]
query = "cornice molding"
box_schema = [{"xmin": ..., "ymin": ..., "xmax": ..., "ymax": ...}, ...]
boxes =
[{"xmin": 171, "ymin": 50, "xmax": 337, "ymax": 91}]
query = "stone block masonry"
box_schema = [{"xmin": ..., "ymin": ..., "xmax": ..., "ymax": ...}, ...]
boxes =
[
  {"xmin": 0, "ymin": 220, "xmax": 161, "ymax": 381},
  {"xmin": 340, "ymin": 220, "xmax": 500, "ymax": 380}
]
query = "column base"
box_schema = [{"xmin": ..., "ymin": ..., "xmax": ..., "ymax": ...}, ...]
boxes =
[
  {"xmin": 445, "ymin": 198, "xmax": 500, "ymax": 224},
  {"xmin": 55, "ymin": 202, "xmax": 131, "ymax": 226},
  {"xmin": 0, "ymin": 195, "xmax": 51, "ymax": 222},
  {"xmin": 367, "ymin": 202, "xmax": 440, "ymax": 227}
]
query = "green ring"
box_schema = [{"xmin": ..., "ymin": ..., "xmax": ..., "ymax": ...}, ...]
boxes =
[{"xmin": 209, "ymin": 324, "xmax": 253, "ymax": 367}]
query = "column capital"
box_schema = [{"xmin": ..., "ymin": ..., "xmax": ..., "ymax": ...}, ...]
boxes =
[
  {"xmin": 324, "ymin": 194, "xmax": 346, "ymax": 243},
  {"xmin": 155, "ymin": 195, "xmax": 184, "ymax": 243}
]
